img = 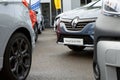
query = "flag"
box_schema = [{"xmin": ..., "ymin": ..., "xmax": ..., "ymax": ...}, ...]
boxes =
[
  {"xmin": 54, "ymin": 0, "xmax": 61, "ymax": 10},
  {"xmin": 31, "ymin": 0, "xmax": 41, "ymax": 10}
]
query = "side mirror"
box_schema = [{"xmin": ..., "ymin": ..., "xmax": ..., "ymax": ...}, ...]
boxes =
[{"xmin": 35, "ymin": 11, "xmax": 38, "ymax": 14}]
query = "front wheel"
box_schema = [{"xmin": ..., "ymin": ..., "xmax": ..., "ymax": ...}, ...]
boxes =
[
  {"xmin": 67, "ymin": 45, "xmax": 85, "ymax": 51},
  {"xmin": 93, "ymin": 61, "xmax": 100, "ymax": 80},
  {"xmin": 3, "ymin": 33, "xmax": 32, "ymax": 80}
]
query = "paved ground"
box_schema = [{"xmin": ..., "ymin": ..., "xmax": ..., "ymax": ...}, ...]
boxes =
[{"xmin": 27, "ymin": 28, "xmax": 94, "ymax": 80}]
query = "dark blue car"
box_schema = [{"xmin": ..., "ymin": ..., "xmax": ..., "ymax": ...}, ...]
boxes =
[
  {"xmin": 56, "ymin": 0, "xmax": 101, "ymax": 51},
  {"xmin": 57, "ymin": 21, "xmax": 95, "ymax": 51}
]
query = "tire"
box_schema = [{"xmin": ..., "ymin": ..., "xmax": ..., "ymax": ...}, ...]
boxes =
[
  {"xmin": 34, "ymin": 23, "xmax": 38, "ymax": 42},
  {"xmin": 93, "ymin": 61, "xmax": 100, "ymax": 80},
  {"xmin": 38, "ymin": 27, "xmax": 42, "ymax": 34},
  {"xmin": 41, "ymin": 21, "xmax": 45, "ymax": 31},
  {"xmin": 42, "ymin": 26, "xmax": 45, "ymax": 31},
  {"xmin": 67, "ymin": 45, "xmax": 85, "ymax": 51},
  {"xmin": 38, "ymin": 23, "xmax": 42, "ymax": 34},
  {"xmin": 3, "ymin": 33, "xmax": 32, "ymax": 80}
]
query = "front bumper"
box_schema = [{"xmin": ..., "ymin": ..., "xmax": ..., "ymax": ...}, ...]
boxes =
[
  {"xmin": 97, "ymin": 41, "xmax": 120, "ymax": 80},
  {"xmin": 56, "ymin": 22, "xmax": 95, "ymax": 47},
  {"xmin": 57, "ymin": 34, "xmax": 94, "ymax": 47}
]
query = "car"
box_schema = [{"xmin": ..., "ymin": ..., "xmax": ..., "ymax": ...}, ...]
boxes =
[
  {"xmin": 27, "ymin": 0, "xmax": 40, "ymax": 42},
  {"xmin": 53, "ymin": 0, "xmax": 101, "ymax": 31},
  {"xmin": 31, "ymin": 1, "xmax": 45, "ymax": 34},
  {"xmin": 56, "ymin": 0, "xmax": 102, "ymax": 51},
  {"xmin": 35, "ymin": 9, "xmax": 45, "ymax": 31},
  {"xmin": 58, "ymin": 22, "xmax": 95, "ymax": 51},
  {"xmin": 93, "ymin": 0, "xmax": 120, "ymax": 80},
  {"xmin": 0, "ymin": 0, "xmax": 35, "ymax": 80},
  {"xmin": 29, "ymin": 9, "xmax": 38, "ymax": 42},
  {"xmin": 24, "ymin": 0, "xmax": 38, "ymax": 42}
]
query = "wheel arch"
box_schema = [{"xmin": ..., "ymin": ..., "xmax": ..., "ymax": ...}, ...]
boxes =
[
  {"xmin": 2, "ymin": 28, "xmax": 32, "ymax": 80},
  {"xmin": 0, "ymin": 26, "xmax": 32, "ymax": 72},
  {"xmin": 11, "ymin": 27, "xmax": 32, "ymax": 45},
  {"xmin": 3, "ymin": 27, "xmax": 32, "ymax": 56},
  {"xmin": 3, "ymin": 27, "xmax": 32, "ymax": 59}
]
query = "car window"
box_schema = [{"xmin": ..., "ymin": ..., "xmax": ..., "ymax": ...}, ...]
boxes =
[
  {"xmin": 92, "ymin": 0, "xmax": 102, "ymax": 7},
  {"xmin": 71, "ymin": 0, "xmax": 101, "ymax": 10},
  {"xmin": 83, "ymin": 1, "xmax": 98, "ymax": 7},
  {"xmin": 74, "ymin": 1, "xmax": 98, "ymax": 10}
]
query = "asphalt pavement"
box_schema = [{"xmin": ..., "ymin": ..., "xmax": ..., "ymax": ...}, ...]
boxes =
[{"xmin": 27, "ymin": 28, "xmax": 94, "ymax": 80}]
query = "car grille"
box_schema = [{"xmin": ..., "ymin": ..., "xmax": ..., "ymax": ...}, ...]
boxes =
[{"xmin": 62, "ymin": 20, "xmax": 95, "ymax": 31}]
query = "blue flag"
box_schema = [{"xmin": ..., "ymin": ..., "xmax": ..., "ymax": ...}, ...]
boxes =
[{"xmin": 31, "ymin": 0, "xmax": 41, "ymax": 10}]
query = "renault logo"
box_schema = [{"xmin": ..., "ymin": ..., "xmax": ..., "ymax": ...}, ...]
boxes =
[{"xmin": 71, "ymin": 17, "xmax": 79, "ymax": 28}]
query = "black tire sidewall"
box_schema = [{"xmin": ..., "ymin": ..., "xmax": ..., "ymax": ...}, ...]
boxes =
[
  {"xmin": 3, "ymin": 33, "xmax": 32, "ymax": 80},
  {"xmin": 93, "ymin": 61, "xmax": 100, "ymax": 80}
]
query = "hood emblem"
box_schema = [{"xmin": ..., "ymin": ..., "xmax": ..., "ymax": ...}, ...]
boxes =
[{"xmin": 71, "ymin": 17, "xmax": 79, "ymax": 28}]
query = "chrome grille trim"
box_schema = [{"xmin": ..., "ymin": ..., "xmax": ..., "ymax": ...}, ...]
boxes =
[{"xmin": 61, "ymin": 18, "xmax": 96, "ymax": 31}]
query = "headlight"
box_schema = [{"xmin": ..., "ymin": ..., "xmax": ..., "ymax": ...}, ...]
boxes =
[{"xmin": 103, "ymin": 0, "xmax": 120, "ymax": 15}]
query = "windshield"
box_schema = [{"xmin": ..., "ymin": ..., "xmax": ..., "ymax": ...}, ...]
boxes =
[
  {"xmin": 74, "ymin": 0, "xmax": 101, "ymax": 10},
  {"xmin": 92, "ymin": 0, "xmax": 102, "ymax": 7},
  {"xmin": 74, "ymin": 1, "xmax": 98, "ymax": 10},
  {"xmin": 83, "ymin": 1, "xmax": 98, "ymax": 7}
]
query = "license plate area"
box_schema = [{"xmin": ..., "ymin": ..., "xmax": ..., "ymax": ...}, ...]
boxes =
[{"xmin": 64, "ymin": 38, "xmax": 83, "ymax": 45}]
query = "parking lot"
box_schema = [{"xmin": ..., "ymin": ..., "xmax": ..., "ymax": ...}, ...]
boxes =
[{"xmin": 27, "ymin": 28, "xmax": 94, "ymax": 80}]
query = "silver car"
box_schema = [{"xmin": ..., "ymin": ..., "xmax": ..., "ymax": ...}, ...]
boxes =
[
  {"xmin": 35, "ymin": 8, "xmax": 45, "ymax": 33},
  {"xmin": 0, "ymin": 0, "xmax": 35, "ymax": 80},
  {"xmin": 93, "ymin": 0, "xmax": 120, "ymax": 80}
]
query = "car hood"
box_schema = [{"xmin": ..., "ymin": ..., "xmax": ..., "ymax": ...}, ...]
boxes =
[{"xmin": 60, "ymin": 7, "xmax": 101, "ymax": 19}]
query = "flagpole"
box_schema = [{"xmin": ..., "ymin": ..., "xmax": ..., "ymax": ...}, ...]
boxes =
[{"xmin": 29, "ymin": 0, "xmax": 31, "ymax": 8}]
